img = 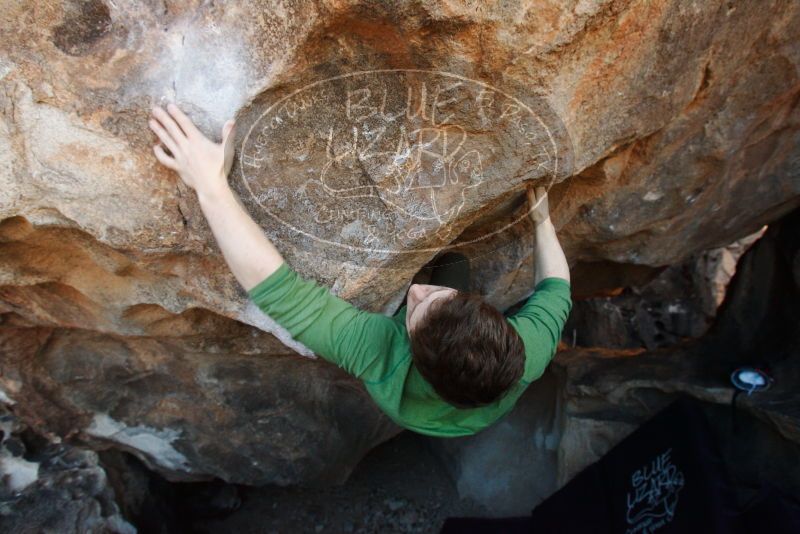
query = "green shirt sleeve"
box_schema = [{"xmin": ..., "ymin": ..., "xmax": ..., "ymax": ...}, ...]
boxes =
[
  {"xmin": 246, "ymin": 262, "xmax": 403, "ymax": 381},
  {"xmin": 506, "ymin": 277, "xmax": 572, "ymax": 383}
]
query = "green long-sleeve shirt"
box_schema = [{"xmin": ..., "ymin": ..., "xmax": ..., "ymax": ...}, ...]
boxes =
[{"xmin": 247, "ymin": 262, "xmax": 572, "ymax": 437}]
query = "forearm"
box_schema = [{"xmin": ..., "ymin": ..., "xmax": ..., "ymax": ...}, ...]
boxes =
[
  {"xmin": 533, "ymin": 217, "xmax": 570, "ymax": 286},
  {"xmin": 197, "ymin": 182, "xmax": 285, "ymax": 292}
]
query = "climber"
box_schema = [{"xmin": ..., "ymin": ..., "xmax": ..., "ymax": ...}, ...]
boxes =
[{"xmin": 148, "ymin": 102, "xmax": 572, "ymax": 437}]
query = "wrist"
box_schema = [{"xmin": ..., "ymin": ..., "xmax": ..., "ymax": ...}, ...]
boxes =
[
  {"xmin": 196, "ymin": 181, "xmax": 233, "ymax": 207},
  {"xmin": 532, "ymin": 215, "xmax": 553, "ymax": 229},
  {"xmin": 534, "ymin": 217, "xmax": 557, "ymax": 244}
]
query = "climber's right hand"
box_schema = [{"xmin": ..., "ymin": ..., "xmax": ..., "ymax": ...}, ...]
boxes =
[{"xmin": 526, "ymin": 184, "xmax": 550, "ymax": 225}]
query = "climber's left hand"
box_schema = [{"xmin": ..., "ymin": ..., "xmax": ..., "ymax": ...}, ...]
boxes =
[
  {"xmin": 149, "ymin": 102, "xmax": 236, "ymax": 198},
  {"xmin": 526, "ymin": 183, "xmax": 550, "ymax": 225}
]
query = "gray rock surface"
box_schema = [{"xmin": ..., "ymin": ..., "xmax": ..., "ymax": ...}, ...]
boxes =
[
  {"xmin": 0, "ymin": 322, "xmax": 399, "ymax": 486},
  {"xmin": 0, "ymin": 406, "xmax": 134, "ymax": 534}
]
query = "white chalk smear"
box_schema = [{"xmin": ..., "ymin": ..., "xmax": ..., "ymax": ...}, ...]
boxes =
[
  {"xmin": 147, "ymin": 17, "xmax": 252, "ymax": 130},
  {"xmin": 86, "ymin": 413, "xmax": 192, "ymax": 473},
  {"xmin": 240, "ymin": 300, "xmax": 316, "ymax": 358},
  {"xmin": 0, "ymin": 58, "xmax": 14, "ymax": 82},
  {"xmin": 666, "ymin": 303, "xmax": 684, "ymax": 314},
  {"xmin": 0, "ymin": 387, "xmax": 15, "ymax": 405},
  {"xmin": 0, "ymin": 454, "xmax": 39, "ymax": 492}
]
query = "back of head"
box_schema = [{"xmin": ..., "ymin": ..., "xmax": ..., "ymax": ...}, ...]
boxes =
[{"xmin": 409, "ymin": 292, "xmax": 526, "ymax": 408}]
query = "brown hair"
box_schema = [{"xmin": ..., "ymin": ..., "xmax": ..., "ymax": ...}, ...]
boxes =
[{"xmin": 409, "ymin": 292, "xmax": 526, "ymax": 408}]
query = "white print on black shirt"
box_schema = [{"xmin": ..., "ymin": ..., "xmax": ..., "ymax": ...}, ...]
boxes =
[{"xmin": 625, "ymin": 448, "xmax": 685, "ymax": 534}]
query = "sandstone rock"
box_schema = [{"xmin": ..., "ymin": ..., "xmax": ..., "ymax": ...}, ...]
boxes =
[
  {"xmin": 0, "ymin": 322, "xmax": 399, "ymax": 485},
  {"xmin": 0, "ymin": 0, "xmax": 798, "ymax": 488},
  {"xmin": 0, "ymin": 406, "xmax": 134, "ymax": 534}
]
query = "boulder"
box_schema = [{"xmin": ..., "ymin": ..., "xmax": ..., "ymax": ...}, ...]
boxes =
[
  {"xmin": 0, "ymin": 321, "xmax": 399, "ymax": 485},
  {"xmin": 0, "ymin": 0, "xmax": 798, "ymax": 488}
]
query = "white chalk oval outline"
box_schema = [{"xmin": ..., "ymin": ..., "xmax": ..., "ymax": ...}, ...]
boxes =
[{"xmin": 239, "ymin": 68, "xmax": 566, "ymax": 254}]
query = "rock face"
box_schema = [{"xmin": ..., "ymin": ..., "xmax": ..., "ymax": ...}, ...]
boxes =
[
  {"xmin": 0, "ymin": 0, "xmax": 799, "ymax": 494},
  {"xmin": 552, "ymin": 207, "xmax": 800, "ymax": 486},
  {"xmin": 563, "ymin": 226, "xmax": 766, "ymax": 350},
  {"xmin": 0, "ymin": 405, "xmax": 135, "ymax": 533},
  {"xmin": 0, "ymin": 317, "xmax": 398, "ymax": 486}
]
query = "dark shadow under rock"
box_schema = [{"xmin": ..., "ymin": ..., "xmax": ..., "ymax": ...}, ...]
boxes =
[{"xmin": 564, "ymin": 227, "xmax": 767, "ymax": 350}]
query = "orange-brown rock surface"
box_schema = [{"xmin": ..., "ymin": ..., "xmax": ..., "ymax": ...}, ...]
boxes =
[{"xmin": 0, "ymin": 0, "xmax": 798, "ymax": 487}]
